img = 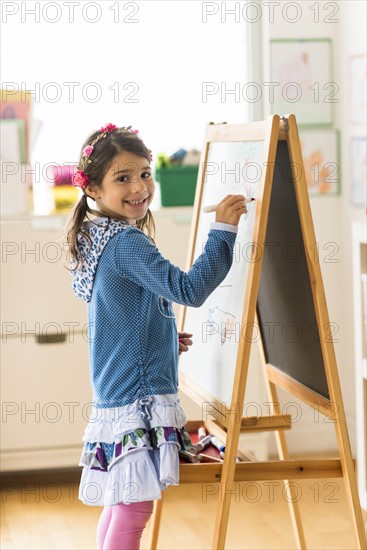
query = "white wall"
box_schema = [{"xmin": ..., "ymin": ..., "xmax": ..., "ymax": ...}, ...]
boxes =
[
  {"xmin": 1, "ymin": 1, "xmax": 251, "ymax": 215},
  {"xmin": 260, "ymin": 0, "xmax": 366, "ymax": 455}
]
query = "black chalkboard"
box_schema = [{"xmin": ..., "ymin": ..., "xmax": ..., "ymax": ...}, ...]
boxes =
[{"xmin": 257, "ymin": 139, "xmax": 330, "ymax": 399}]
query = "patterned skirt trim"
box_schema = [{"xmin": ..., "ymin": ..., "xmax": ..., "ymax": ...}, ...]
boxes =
[{"xmin": 79, "ymin": 425, "xmax": 196, "ymax": 472}]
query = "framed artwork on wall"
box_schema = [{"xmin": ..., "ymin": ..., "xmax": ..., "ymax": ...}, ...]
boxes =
[
  {"xmin": 270, "ymin": 38, "xmax": 334, "ymax": 126},
  {"xmin": 298, "ymin": 128, "xmax": 340, "ymax": 196},
  {"xmin": 349, "ymin": 54, "xmax": 367, "ymax": 125}
]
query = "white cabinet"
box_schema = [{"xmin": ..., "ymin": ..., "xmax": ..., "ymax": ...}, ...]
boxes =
[
  {"xmin": 0, "ymin": 215, "xmax": 91, "ymax": 471},
  {"xmin": 352, "ymin": 222, "xmax": 367, "ymax": 511}
]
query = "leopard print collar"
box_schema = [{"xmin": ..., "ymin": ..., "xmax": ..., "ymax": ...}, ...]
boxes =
[{"xmin": 69, "ymin": 216, "xmax": 135, "ymax": 303}]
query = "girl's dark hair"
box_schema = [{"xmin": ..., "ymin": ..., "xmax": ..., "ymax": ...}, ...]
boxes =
[{"xmin": 64, "ymin": 128, "xmax": 156, "ymax": 272}]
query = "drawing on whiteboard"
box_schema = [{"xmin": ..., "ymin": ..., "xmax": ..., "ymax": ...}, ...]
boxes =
[
  {"xmin": 225, "ymin": 148, "xmax": 259, "ymax": 196},
  {"xmin": 206, "ymin": 285, "xmax": 235, "ymax": 345},
  {"xmin": 207, "ymin": 307, "xmax": 237, "ymax": 345}
]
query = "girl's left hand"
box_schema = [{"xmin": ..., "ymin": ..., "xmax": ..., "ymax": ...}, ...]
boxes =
[{"xmin": 178, "ymin": 332, "xmax": 193, "ymax": 355}]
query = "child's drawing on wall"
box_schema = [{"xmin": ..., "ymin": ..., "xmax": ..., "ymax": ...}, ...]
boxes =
[{"xmin": 299, "ymin": 130, "xmax": 339, "ymax": 195}]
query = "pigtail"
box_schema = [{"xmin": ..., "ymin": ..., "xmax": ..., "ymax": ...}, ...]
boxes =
[
  {"xmin": 64, "ymin": 193, "xmax": 104, "ymax": 273},
  {"xmin": 137, "ymin": 208, "xmax": 156, "ymax": 247}
]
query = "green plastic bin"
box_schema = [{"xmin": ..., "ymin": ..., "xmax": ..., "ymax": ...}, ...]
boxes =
[{"xmin": 154, "ymin": 165, "xmax": 199, "ymax": 207}]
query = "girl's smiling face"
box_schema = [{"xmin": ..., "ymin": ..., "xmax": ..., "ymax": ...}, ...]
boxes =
[{"xmin": 86, "ymin": 151, "xmax": 155, "ymax": 223}]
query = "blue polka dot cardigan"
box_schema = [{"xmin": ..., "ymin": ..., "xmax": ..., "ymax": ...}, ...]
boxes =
[{"xmin": 70, "ymin": 216, "xmax": 238, "ymax": 409}]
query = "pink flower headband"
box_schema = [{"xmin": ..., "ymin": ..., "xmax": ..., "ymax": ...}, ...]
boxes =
[{"xmin": 72, "ymin": 123, "xmax": 153, "ymax": 189}]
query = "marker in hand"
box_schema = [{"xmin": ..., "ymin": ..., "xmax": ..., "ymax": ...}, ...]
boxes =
[{"xmin": 202, "ymin": 198, "xmax": 255, "ymax": 213}]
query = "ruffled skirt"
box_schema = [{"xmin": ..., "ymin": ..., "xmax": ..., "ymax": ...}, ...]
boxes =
[{"xmin": 78, "ymin": 393, "xmax": 195, "ymax": 506}]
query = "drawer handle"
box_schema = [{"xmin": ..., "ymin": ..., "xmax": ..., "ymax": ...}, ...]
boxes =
[{"xmin": 35, "ymin": 333, "xmax": 67, "ymax": 344}]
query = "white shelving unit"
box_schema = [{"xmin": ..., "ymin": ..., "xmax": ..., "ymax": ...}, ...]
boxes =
[{"xmin": 352, "ymin": 222, "xmax": 367, "ymax": 512}]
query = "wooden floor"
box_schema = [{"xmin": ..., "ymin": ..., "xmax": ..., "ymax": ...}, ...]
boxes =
[{"xmin": 1, "ymin": 467, "xmax": 366, "ymax": 550}]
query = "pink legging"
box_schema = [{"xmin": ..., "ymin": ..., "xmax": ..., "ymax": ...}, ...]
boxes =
[{"xmin": 96, "ymin": 500, "xmax": 154, "ymax": 550}]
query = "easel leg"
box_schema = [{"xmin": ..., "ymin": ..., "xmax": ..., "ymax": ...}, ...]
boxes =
[
  {"xmin": 212, "ymin": 402, "xmax": 247, "ymax": 550},
  {"xmin": 149, "ymin": 496, "xmax": 163, "ymax": 550},
  {"xmin": 266, "ymin": 380, "xmax": 307, "ymax": 549},
  {"xmin": 211, "ymin": 424, "xmax": 242, "ymax": 550}
]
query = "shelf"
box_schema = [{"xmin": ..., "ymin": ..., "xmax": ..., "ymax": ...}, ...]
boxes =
[
  {"xmin": 352, "ymin": 221, "xmax": 367, "ymax": 511},
  {"xmin": 1, "ymin": 206, "xmax": 194, "ymax": 229},
  {"xmin": 0, "ymin": 211, "xmax": 71, "ymax": 230}
]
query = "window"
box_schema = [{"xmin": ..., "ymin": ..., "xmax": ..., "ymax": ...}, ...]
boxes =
[{"xmin": 2, "ymin": 1, "xmax": 255, "ymax": 214}]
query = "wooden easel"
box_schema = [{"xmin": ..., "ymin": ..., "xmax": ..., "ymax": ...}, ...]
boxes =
[{"xmin": 149, "ymin": 115, "xmax": 367, "ymax": 550}]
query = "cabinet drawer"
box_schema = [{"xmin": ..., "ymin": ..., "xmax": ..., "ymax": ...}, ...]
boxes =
[
  {"xmin": 1, "ymin": 331, "xmax": 92, "ymax": 451},
  {"xmin": 1, "ymin": 220, "xmax": 87, "ymax": 328}
]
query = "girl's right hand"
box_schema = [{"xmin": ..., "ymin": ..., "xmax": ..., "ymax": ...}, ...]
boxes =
[{"xmin": 215, "ymin": 194, "xmax": 247, "ymax": 226}]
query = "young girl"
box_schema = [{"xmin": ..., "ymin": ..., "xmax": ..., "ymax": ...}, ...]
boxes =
[{"xmin": 65, "ymin": 123, "xmax": 247, "ymax": 550}]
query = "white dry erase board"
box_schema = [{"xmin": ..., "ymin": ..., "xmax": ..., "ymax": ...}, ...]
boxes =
[
  {"xmin": 177, "ymin": 119, "xmax": 279, "ymax": 410},
  {"xmin": 179, "ymin": 139, "xmax": 264, "ymax": 408}
]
